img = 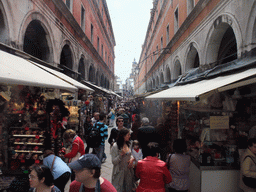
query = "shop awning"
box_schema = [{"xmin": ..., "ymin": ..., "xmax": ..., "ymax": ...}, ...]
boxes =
[
  {"xmin": 0, "ymin": 50, "xmax": 77, "ymax": 92},
  {"xmin": 109, "ymin": 90, "xmax": 122, "ymax": 98},
  {"xmin": 146, "ymin": 67, "xmax": 256, "ymax": 101},
  {"xmin": 32, "ymin": 62, "xmax": 94, "ymax": 92},
  {"xmin": 83, "ymin": 80, "xmax": 110, "ymax": 95}
]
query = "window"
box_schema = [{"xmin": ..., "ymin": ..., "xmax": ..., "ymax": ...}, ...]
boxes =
[
  {"xmin": 161, "ymin": 37, "xmax": 163, "ymax": 50},
  {"xmin": 97, "ymin": 37, "xmax": 100, "ymax": 52},
  {"xmin": 187, "ymin": 0, "xmax": 195, "ymax": 15},
  {"xmin": 166, "ymin": 25, "xmax": 170, "ymax": 45},
  {"xmin": 91, "ymin": 24, "xmax": 94, "ymax": 43},
  {"xmin": 174, "ymin": 8, "xmax": 179, "ymax": 34},
  {"xmin": 101, "ymin": 44, "xmax": 103, "ymax": 57},
  {"xmin": 81, "ymin": 5, "xmax": 85, "ymax": 32},
  {"xmin": 66, "ymin": 0, "xmax": 73, "ymax": 12}
]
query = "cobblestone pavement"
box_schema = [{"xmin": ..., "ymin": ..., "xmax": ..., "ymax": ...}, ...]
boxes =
[{"xmin": 100, "ymin": 127, "xmax": 113, "ymax": 182}]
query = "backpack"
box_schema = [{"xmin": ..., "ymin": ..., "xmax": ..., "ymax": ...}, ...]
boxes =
[{"xmin": 87, "ymin": 123, "xmax": 104, "ymax": 148}]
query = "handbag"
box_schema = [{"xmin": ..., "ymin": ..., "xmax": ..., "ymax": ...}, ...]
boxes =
[
  {"xmin": 166, "ymin": 153, "xmax": 172, "ymax": 170},
  {"xmin": 51, "ymin": 155, "xmax": 56, "ymax": 172},
  {"xmin": 242, "ymin": 155, "xmax": 256, "ymax": 188}
]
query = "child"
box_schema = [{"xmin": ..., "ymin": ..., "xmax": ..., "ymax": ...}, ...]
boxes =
[{"xmin": 131, "ymin": 140, "xmax": 143, "ymax": 167}]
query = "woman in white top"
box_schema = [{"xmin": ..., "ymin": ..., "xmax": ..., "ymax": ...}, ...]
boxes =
[{"xmin": 166, "ymin": 139, "xmax": 191, "ymax": 192}]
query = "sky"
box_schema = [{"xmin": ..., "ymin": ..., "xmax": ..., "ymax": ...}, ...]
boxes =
[{"xmin": 106, "ymin": 0, "xmax": 153, "ymax": 83}]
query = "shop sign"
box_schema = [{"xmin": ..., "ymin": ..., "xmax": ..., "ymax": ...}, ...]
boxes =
[{"xmin": 210, "ymin": 116, "xmax": 229, "ymax": 129}]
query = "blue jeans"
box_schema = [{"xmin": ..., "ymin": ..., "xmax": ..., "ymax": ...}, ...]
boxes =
[{"xmin": 94, "ymin": 145, "xmax": 105, "ymax": 162}]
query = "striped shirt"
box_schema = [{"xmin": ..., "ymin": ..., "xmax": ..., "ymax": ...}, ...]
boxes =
[{"xmin": 94, "ymin": 122, "xmax": 108, "ymax": 146}]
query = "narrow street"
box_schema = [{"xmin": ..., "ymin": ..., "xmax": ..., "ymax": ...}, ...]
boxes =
[{"xmin": 99, "ymin": 126, "xmax": 113, "ymax": 182}]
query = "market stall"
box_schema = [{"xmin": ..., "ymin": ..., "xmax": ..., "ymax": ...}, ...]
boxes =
[
  {"xmin": 146, "ymin": 58, "xmax": 256, "ymax": 192},
  {"xmin": 0, "ymin": 49, "xmax": 86, "ymax": 190}
]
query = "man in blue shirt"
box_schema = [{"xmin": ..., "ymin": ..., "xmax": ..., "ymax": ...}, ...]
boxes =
[{"xmin": 93, "ymin": 112, "xmax": 108, "ymax": 163}]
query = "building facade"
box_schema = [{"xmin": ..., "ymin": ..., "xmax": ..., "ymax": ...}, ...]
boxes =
[
  {"xmin": 135, "ymin": 0, "xmax": 256, "ymax": 94},
  {"xmin": 0, "ymin": 0, "xmax": 115, "ymax": 89}
]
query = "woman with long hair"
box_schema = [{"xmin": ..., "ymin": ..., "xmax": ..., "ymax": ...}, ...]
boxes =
[
  {"xmin": 29, "ymin": 164, "xmax": 61, "ymax": 192},
  {"xmin": 111, "ymin": 128, "xmax": 136, "ymax": 192}
]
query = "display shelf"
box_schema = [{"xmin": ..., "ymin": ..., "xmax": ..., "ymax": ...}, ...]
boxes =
[
  {"xmin": 182, "ymin": 107, "xmax": 236, "ymax": 113},
  {"xmin": 14, "ymin": 142, "xmax": 43, "ymax": 145},
  {"xmin": 12, "ymin": 135, "xmax": 43, "ymax": 138},
  {"xmin": 14, "ymin": 150, "xmax": 43, "ymax": 153},
  {"xmin": 10, "ymin": 127, "xmax": 40, "ymax": 129}
]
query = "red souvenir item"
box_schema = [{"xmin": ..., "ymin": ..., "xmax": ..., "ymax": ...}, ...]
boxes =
[
  {"xmin": 33, "ymin": 146, "xmax": 39, "ymax": 151},
  {"xmin": 32, "ymin": 131, "xmax": 38, "ymax": 135},
  {"xmin": 35, "ymin": 160, "xmax": 40, "ymax": 164},
  {"xmin": 15, "ymin": 145, "xmax": 21, "ymax": 150}
]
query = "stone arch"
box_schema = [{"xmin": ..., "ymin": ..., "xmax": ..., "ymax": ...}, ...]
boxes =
[
  {"xmin": 156, "ymin": 76, "xmax": 160, "ymax": 88},
  {"xmin": 88, "ymin": 65, "xmax": 95, "ymax": 83},
  {"xmin": 106, "ymin": 79, "xmax": 109, "ymax": 89},
  {"xmin": 60, "ymin": 43, "xmax": 74, "ymax": 77},
  {"xmin": 78, "ymin": 56, "xmax": 85, "ymax": 81},
  {"xmin": 95, "ymin": 70, "xmax": 99, "ymax": 85},
  {"xmin": 173, "ymin": 59, "xmax": 182, "ymax": 81},
  {"xmin": 165, "ymin": 65, "xmax": 171, "ymax": 83},
  {"xmin": 160, "ymin": 72, "xmax": 164, "ymax": 85},
  {"xmin": 100, "ymin": 74, "xmax": 104, "ymax": 87},
  {"xmin": 150, "ymin": 80, "xmax": 153, "ymax": 90},
  {"xmin": 103, "ymin": 77, "xmax": 107, "ymax": 88},
  {"xmin": 185, "ymin": 42, "xmax": 200, "ymax": 72},
  {"xmin": 153, "ymin": 78, "xmax": 156, "ymax": 89},
  {"xmin": 245, "ymin": 1, "xmax": 256, "ymax": 52},
  {"xmin": 204, "ymin": 13, "xmax": 242, "ymax": 65},
  {"xmin": 19, "ymin": 11, "xmax": 54, "ymax": 63},
  {"xmin": 0, "ymin": 1, "xmax": 10, "ymax": 44}
]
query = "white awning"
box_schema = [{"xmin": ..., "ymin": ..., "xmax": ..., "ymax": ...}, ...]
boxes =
[
  {"xmin": 32, "ymin": 62, "xmax": 94, "ymax": 92},
  {"xmin": 146, "ymin": 67, "xmax": 256, "ymax": 101},
  {"xmin": 83, "ymin": 80, "xmax": 110, "ymax": 94},
  {"xmin": 0, "ymin": 50, "xmax": 77, "ymax": 92},
  {"xmin": 109, "ymin": 90, "xmax": 122, "ymax": 98}
]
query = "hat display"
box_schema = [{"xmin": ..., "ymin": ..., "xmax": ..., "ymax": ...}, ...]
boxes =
[{"xmin": 69, "ymin": 154, "xmax": 101, "ymax": 170}]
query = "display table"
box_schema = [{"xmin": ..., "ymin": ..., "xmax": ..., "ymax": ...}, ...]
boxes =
[{"xmin": 189, "ymin": 157, "xmax": 242, "ymax": 192}]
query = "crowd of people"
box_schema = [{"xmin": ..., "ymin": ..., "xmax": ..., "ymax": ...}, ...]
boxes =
[
  {"xmin": 16, "ymin": 99, "xmax": 256, "ymax": 192},
  {"xmin": 9, "ymin": 99, "xmax": 194, "ymax": 192}
]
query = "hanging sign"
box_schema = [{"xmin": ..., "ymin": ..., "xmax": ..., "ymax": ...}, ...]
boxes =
[{"xmin": 210, "ymin": 116, "xmax": 229, "ymax": 129}]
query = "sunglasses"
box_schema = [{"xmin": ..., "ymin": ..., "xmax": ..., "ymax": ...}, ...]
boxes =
[{"xmin": 118, "ymin": 120, "xmax": 124, "ymax": 122}]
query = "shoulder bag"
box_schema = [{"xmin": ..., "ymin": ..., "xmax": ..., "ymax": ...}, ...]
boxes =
[
  {"xmin": 51, "ymin": 155, "xmax": 56, "ymax": 172},
  {"xmin": 242, "ymin": 155, "xmax": 256, "ymax": 188},
  {"xmin": 166, "ymin": 154, "xmax": 172, "ymax": 170}
]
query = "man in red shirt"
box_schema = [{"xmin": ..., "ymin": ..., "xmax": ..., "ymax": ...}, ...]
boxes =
[{"xmin": 69, "ymin": 154, "xmax": 117, "ymax": 192}]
